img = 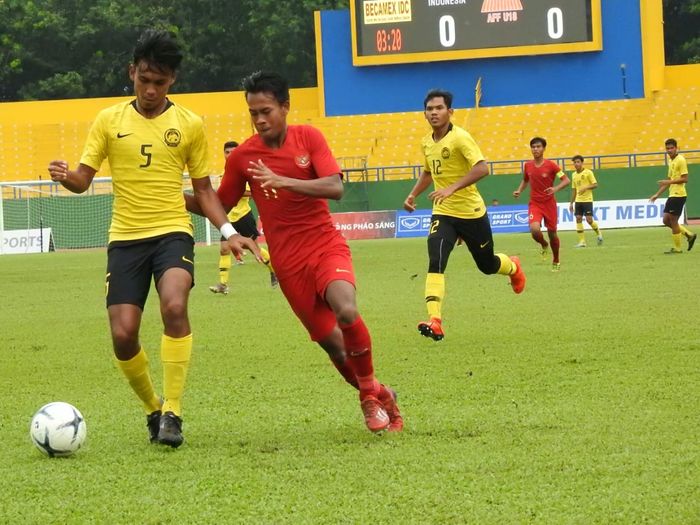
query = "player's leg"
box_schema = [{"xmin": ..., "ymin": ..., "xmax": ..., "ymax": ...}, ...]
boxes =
[
  {"xmin": 574, "ymin": 214, "xmax": 586, "ymax": 247},
  {"xmin": 235, "ymin": 211, "xmax": 278, "ymax": 287},
  {"xmin": 419, "ymin": 215, "xmax": 457, "ymax": 340},
  {"xmin": 460, "ymin": 215, "xmax": 525, "ymax": 293},
  {"xmin": 152, "ymin": 233, "xmax": 195, "ymax": 447},
  {"xmin": 106, "ymin": 241, "xmax": 162, "ymax": 442},
  {"xmin": 528, "ymin": 203, "xmax": 549, "ymax": 257},
  {"xmin": 662, "ymin": 198, "xmax": 685, "ymax": 253},
  {"xmin": 581, "ymin": 202, "xmax": 602, "ymax": 245},
  {"xmin": 542, "ymin": 200, "xmax": 560, "ymax": 269},
  {"xmin": 668, "ymin": 197, "xmax": 696, "ymax": 250},
  {"xmin": 210, "ymin": 238, "xmax": 231, "ymax": 294}
]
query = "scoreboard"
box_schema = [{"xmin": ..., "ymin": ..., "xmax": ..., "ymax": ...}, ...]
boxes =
[{"xmin": 350, "ymin": 0, "xmax": 602, "ymax": 66}]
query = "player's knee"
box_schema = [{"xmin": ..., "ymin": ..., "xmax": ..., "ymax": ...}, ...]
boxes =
[
  {"xmin": 160, "ymin": 298, "xmax": 187, "ymax": 325},
  {"xmin": 110, "ymin": 325, "xmax": 139, "ymax": 353},
  {"xmin": 334, "ymin": 303, "xmax": 359, "ymax": 327}
]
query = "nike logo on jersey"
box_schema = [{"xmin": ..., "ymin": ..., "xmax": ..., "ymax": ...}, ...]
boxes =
[
  {"xmin": 117, "ymin": 132, "xmax": 133, "ymax": 138},
  {"xmin": 181, "ymin": 256, "xmax": 194, "ymax": 265},
  {"xmin": 480, "ymin": 241, "xmax": 490, "ymax": 248}
]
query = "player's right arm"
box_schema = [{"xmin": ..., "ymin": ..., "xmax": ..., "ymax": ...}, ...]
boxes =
[
  {"xmin": 47, "ymin": 161, "xmax": 96, "ymax": 194},
  {"xmin": 404, "ymin": 169, "xmax": 433, "ymax": 212},
  {"xmin": 513, "ymin": 177, "xmax": 528, "ymax": 198},
  {"xmin": 569, "ymin": 176, "xmax": 576, "ymax": 211}
]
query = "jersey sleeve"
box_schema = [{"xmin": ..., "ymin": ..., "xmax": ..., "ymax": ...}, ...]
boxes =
[
  {"xmin": 523, "ymin": 164, "xmax": 530, "ymax": 182},
  {"xmin": 186, "ymin": 118, "xmax": 210, "ymax": 180},
  {"xmin": 306, "ymin": 126, "xmax": 341, "ymax": 178},
  {"xmin": 217, "ymin": 151, "xmax": 247, "ymax": 210},
  {"xmin": 678, "ymin": 156, "xmax": 689, "ymax": 176},
  {"xmin": 552, "ymin": 161, "xmax": 565, "ymax": 178},
  {"xmin": 587, "ymin": 170, "xmax": 597, "ymax": 184},
  {"xmin": 79, "ymin": 110, "xmax": 109, "ymax": 170}
]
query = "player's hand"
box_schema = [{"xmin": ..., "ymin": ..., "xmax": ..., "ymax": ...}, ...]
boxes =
[
  {"xmin": 227, "ymin": 234, "xmax": 263, "ymax": 263},
  {"xmin": 649, "ymin": 195, "xmax": 657, "ymax": 203},
  {"xmin": 429, "ymin": 187, "xmax": 454, "ymax": 205},
  {"xmin": 568, "ymin": 204, "xmax": 574, "ymax": 212},
  {"xmin": 48, "ymin": 160, "xmax": 69, "ymax": 182},
  {"xmin": 248, "ymin": 159, "xmax": 283, "ymax": 190},
  {"xmin": 403, "ymin": 195, "xmax": 416, "ymax": 212},
  {"xmin": 512, "ymin": 190, "xmax": 521, "ymax": 198},
  {"xmin": 544, "ymin": 187, "xmax": 554, "ymax": 195}
]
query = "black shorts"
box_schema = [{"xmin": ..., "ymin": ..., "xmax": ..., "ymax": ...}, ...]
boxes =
[
  {"xmin": 219, "ymin": 211, "xmax": 260, "ymax": 241},
  {"xmin": 663, "ymin": 196, "xmax": 686, "ymax": 216},
  {"xmin": 106, "ymin": 232, "xmax": 195, "ymax": 309},
  {"xmin": 428, "ymin": 213, "xmax": 498, "ymax": 274},
  {"xmin": 574, "ymin": 202, "xmax": 594, "ymax": 216}
]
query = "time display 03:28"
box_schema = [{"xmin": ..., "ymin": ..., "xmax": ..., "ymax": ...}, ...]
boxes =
[{"xmin": 351, "ymin": 0, "xmax": 602, "ymax": 66}]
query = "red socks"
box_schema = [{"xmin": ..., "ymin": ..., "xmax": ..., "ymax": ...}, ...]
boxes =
[{"xmin": 339, "ymin": 317, "xmax": 380, "ymax": 399}]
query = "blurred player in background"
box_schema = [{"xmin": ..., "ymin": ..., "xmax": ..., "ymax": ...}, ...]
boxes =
[
  {"xmin": 187, "ymin": 71, "xmax": 402, "ymax": 433},
  {"xmin": 568, "ymin": 155, "xmax": 603, "ymax": 247},
  {"xmin": 403, "ymin": 89, "xmax": 525, "ymax": 343},
  {"xmin": 513, "ymin": 137, "xmax": 570, "ymax": 271},
  {"xmin": 47, "ymin": 30, "xmax": 258, "ymax": 448},
  {"xmin": 210, "ymin": 140, "xmax": 277, "ymax": 294},
  {"xmin": 650, "ymin": 138, "xmax": 696, "ymax": 253}
]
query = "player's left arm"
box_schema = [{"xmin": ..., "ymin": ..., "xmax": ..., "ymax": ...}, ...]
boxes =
[
  {"xmin": 249, "ymin": 159, "xmax": 343, "ymax": 200},
  {"xmin": 191, "ymin": 176, "xmax": 261, "ymax": 260},
  {"xmin": 549, "ymin": 170, "xmax": 571, "ymax": 195}
]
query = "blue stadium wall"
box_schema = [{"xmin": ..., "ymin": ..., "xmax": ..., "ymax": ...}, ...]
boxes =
[{"xmin": 318, "ymin": 0, "xmax": 644, "ymax": 116}]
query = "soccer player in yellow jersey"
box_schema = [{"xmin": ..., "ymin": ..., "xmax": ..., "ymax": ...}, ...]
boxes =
[
  {"xmin": 47, "ymin": 30, "xmax": 259, "ymax": 448},
  {"xmin": 209, "ymin": 140, "xmax": 278, "ymax": 294},
  {"xmin": 403, "ymin": 89, "xmax": 526, "ymax": 342},
  {"xmin": 650, "ymin": 138, "xmax": 697, "ymax": 253},
  {"xmin": 568, "ymin": 155, "xmax": 603, "ymax": 247}
]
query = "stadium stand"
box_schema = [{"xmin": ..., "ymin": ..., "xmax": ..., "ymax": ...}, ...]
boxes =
[{"xmin": 1, "ymin": 87, "xmax": 699, "ymax": 183}]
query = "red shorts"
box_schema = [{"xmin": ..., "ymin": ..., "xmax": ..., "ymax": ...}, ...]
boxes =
[
  {"xmin": 529, "ymin": 200, "xmax": 558, "ymax": 231},
  {"xmin": 277, "ymin": 243, "xmax": 356, "ymax": 342}
]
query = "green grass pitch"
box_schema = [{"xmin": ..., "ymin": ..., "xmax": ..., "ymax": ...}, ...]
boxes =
[{"xmin": 0, "ymin": 227, "xmax": 698, "ymax": 523}]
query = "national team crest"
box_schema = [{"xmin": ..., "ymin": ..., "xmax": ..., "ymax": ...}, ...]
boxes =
[
  {"xmin": 295, "ymin": 154, "xmax": 311, "ymax": 168},
  {"xmin": 441, "ymin": 147, "xmax": 450, "ymax": 159},
  {"xmin": 164, "ymin": 128, "xmax": 181, "ymax": 147}
]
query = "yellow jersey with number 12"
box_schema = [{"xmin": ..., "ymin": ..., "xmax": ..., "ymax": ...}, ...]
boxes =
[
  {"xmin": 80, "ymin": 100, "xmax": 210, "ymax": 242},
  {"xmin": 668, "ymin": 154, "xmax": 688, "ymax": 198},
  {"xmin": 422, "ymin": 123, "xmax": 486, "ymax": 219}
]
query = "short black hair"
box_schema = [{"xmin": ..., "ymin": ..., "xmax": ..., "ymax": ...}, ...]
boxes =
[
  {"xmin": 665, "ymin": 138, "xmax": 678, "ymax": 147},
  {"xmin": 242, "ymin": 71, "xmax": 289, "ymax": 104},
  {"xmin": 224, "ymin": 141, "xmax": 239, "ymax": 150},
  {"xmin": 424, "ymin": 89, "xmax": 453, "ymax": 109},
  {"xmin": 572, "ymin": 155, "xmax": 584, "ymax": 163},
  {"xmin": 133, "ymin": 29, "xmax": 183, "ymax": 74},
  {"xmin": 530, "ymin": 137, "xmax": 547, "ymax": 148}
]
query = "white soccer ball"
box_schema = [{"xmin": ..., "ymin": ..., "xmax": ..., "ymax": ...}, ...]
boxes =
[{"xmin": 29, "ymin": 402, "xmax": 87, "ymax": 457}]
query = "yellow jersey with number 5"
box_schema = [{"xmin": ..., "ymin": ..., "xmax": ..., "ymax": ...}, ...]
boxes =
[
  {"xmin": 80, "ymin": 100, "xmax": 210, "ymax": 242},
  {"xmin": 422, "ymin": 123, "xmax": 486, "ymax": 219}
]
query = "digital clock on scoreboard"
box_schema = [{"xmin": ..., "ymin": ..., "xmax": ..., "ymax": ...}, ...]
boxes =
[{"xmin": 350, "ymin": 0, "xmax": 602, "ymax": 66}]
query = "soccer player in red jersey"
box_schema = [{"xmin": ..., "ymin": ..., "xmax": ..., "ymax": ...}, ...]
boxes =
[
  {"xmin": 187, "ymin": 71, "xmax": 402, "ymax": 433},
  {"xmin": 513, "ymin": 137, "xmax": 570, "ymax": 271}
]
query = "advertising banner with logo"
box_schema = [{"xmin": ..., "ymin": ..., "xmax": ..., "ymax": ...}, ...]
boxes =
[
  {"xmin": 556, "ymin": 199, "xmax": 671, "ymax": 230},
  {"xmin": 1, "ymin": 228, "xmax": 53, "ymax": 254},
  {"xmin": 333, "ymin": 211, "xmax": 396, "ymax": 240},
  {"xmin": 396, "ymin": 210, "xmax": 432, "ymax": 238}
]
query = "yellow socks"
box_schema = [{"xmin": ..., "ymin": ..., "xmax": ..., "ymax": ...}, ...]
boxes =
[
  {"xmin": 672, "ymin": 233, "xmax": 682, "ymax": 250},
  {"xmin": 576, "ymin": 223, "xmax": 585, "ymax": 243},
  {"xmin": 116, "ymin": 347, "xmax": 161, "ymax": 414},
  {"xmin": 218, "ymin": 254, "xmax": 231, "ymax": 285},
  {"xmin": 590, "ymin": 220, "xmax": 600, "ymax": 236},
  {"xmin": 260, "ymin": 247, "xmax": 275, "ymax": 273},
  {"xmin": 680, "ymin": 225, "xmax": 693, "ymax": 238},
  {"xmin": 496, "ymin": 253, "xmax": 515, "ymax": 275},
  {"xmin": 161, "ymin": 333, "xmax": 193, "ymax": 416},
  {"xmin": 425, "ymin": 273, "xmax": 445, "ymax": 319}
]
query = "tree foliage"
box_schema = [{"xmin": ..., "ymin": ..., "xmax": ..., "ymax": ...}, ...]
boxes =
[
  {"xmin": 1, "ymin": 1, "xmax": 697, "ymax": 101},
  {"xmin": 663, "ymin": 0, "xmax": 700, "ymax": 64},
  {"xmin": 0, "ymin": 0, "xmax": 348, "ymax": 101}
]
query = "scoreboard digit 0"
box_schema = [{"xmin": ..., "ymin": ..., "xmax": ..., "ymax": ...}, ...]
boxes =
[{"xmin": 350, "ymin": 0, "xmax": 602, "ymax": 66}]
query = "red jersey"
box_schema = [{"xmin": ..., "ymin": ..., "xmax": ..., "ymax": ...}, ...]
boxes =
[
  {"xmin": 523, "ymin": 159, "xmax": 562, "ymax": 203},
  {"xmin": 217, "ymin": 125, "xmax": 344, "ymax": 279}
]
